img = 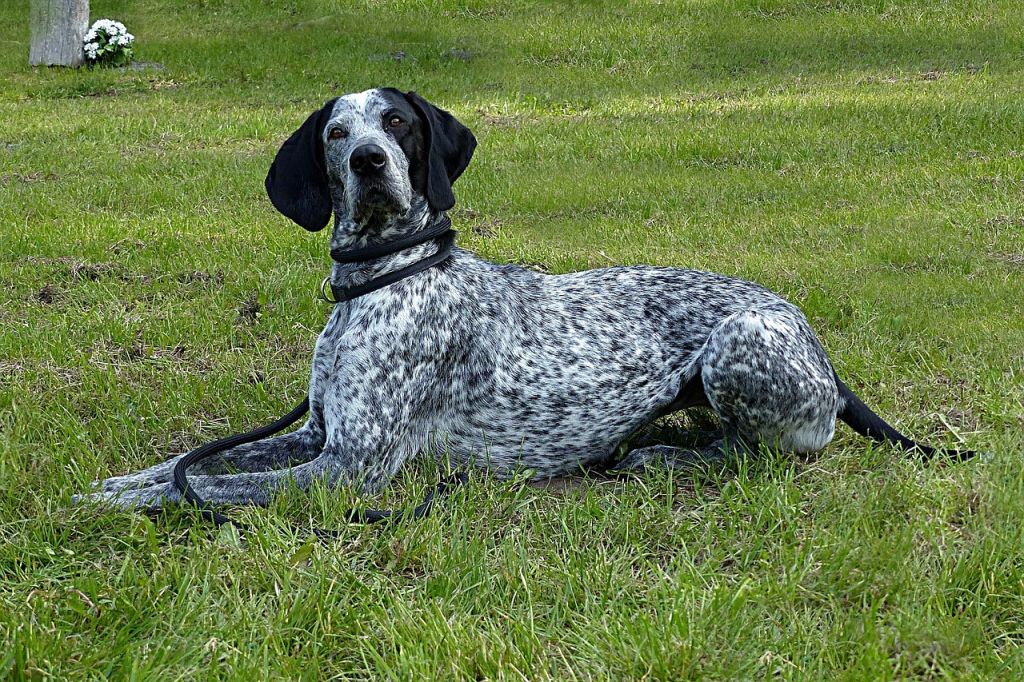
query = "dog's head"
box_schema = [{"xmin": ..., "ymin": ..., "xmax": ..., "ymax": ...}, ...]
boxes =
[{"xmin": 265, "ymin": 89, "xmax": 476, "ymax": 232}]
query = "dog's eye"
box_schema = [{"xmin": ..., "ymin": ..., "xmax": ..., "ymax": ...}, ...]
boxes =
[
  {"xmin": 327, "ymin": 127, "xmax": 347, "ymax": 140},
  {"xmin": 386, "ymin": 115, "xmax": 403, "ymax": 129}
]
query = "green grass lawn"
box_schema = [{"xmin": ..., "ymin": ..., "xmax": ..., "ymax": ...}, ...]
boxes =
[{"xmin": 2, "ymin": 0, "xmax": 1023, "ymax": 678}]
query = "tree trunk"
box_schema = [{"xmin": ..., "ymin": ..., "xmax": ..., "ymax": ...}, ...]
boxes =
[{"xmin": 29, "ymin": 0, "xmax": 89, "ymax": 67}]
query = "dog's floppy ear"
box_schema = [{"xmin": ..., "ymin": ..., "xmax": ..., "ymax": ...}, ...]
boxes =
[
  {"xmin": 404, "ymin": 91, "xmax": 477, "ymax": 212},
  {"xmin": 264, "ymin": 98, "xmax": 339, "ymax": 231}
]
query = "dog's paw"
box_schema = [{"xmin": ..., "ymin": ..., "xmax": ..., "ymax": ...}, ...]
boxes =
[
  {"xmin": 90, "ymin": 473, "xmax": 163, "ymax": 493},
  {"xmin": 610, "ymin": 442, "xmax": 730, "ymax": 474},
  {"xmin": 73, "ymin": 483, "xmax": 180, "ymax": 511},
  {"xmin": 92, "ymin": 464, "xmax": 174, "ymax": 491}
]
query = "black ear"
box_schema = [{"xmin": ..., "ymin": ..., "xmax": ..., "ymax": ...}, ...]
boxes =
[
  {"xmin": 404, "ymin": 91, "xmax": 477, "ymax": 212},
  {"xmin": 264, "ymin": 98, "xmax": 338, "ymax": 231}
]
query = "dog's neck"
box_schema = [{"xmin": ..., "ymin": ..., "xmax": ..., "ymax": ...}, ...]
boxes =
[
  {"xmin": 328, "ymin": 203, "xmax": 451, "ymax": 292},
  {"xmin": 330, "ymin": 198, "xmax": 432, "ymax": 250}
]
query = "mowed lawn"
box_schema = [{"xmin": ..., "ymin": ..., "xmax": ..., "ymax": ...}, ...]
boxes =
[{"xmin": 1, "ymin": 0, "xmax": 1023, "ymax": 678}]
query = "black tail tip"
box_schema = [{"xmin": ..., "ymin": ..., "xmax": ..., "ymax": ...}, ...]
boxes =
[{"xmin": 930, "ymin": 447, "xmax": 990, "ymax": 463}]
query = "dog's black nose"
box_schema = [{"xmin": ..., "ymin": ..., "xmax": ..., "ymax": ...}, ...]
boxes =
[{"xmin": 349, "ymin": 144, "xmax": 387, "ymax": 175}]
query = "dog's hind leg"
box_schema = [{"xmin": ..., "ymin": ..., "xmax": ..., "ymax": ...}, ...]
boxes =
[
  {"xmin": 615, "ymin": 306, "xmax": 839, "ymax": 472},
  {"xmin": 612, "ymin": 370, "xmax": 736, "ymax": 471},
  {"xmin": 92, "ymin": 419, "xmax": 325, "ymax": 493},
  {"xmin": 613, "ymin": 439, "xmax": 739, "ymax": 472},
  {"xmin": 699, "ymin": 307, "xmax": 839, "ymax": 454}
]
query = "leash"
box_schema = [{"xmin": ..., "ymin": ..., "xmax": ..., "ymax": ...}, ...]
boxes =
[{"xmin": 172, "ymin": 215, "xmax": 466, "ymax": 537}]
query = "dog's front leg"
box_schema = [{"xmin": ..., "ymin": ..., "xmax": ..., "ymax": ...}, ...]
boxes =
[
  {"xmin": 78, "ymin": 453, "xmax": 347, "ymax": 510},
  {"xmin": 81, "ymin": 417, "xmax": 424, "ymax": 511},
  {"xmin": 82, "ymin": 339, "xmax": 440, "ymax": 510},
  {"xmin": 87, "ymin": 306, "xmax": 350, "ymax": 497},
  {"xmin": 90, "ymin": 423, "xmax": 326, "ymax": 493},
  {"xmin": 316, "ymin": 348, "xmax": 435, "ymax": 494}
]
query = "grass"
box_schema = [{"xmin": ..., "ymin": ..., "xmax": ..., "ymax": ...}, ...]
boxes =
[{"xmin": 1, "ymin": 0, "xmax": 1023, "ymax": 678}]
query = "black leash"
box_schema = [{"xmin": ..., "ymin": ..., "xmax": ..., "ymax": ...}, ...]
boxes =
[{"xmin": 172, "ymin": 216, "xmax": 465, "ymax": 537}]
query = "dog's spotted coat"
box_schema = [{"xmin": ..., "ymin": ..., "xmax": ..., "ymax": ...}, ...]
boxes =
[{"xmin": 84, "ymin": 88, "xmax": 972, "ymax": 510}]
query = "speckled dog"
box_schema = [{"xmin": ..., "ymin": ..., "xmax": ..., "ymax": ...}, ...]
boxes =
[{"xmin": 85, "ymin": 88, "xmax": 977, "ymax": 510}]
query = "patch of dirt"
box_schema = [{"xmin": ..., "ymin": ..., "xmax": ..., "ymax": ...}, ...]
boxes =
[
  {"xmin": 0, "ymin": 361, "xmax": 26, "ymax": 384},
  {"xmin": 149, "ymin": 79, "xmax": 181, "ymax": 91},
  {"xmin": 176, "ymin": 270, "xmax": 226, "ymax": 286},
  {"xmin": 70, "ymin": 261, "xmax": 121, "ymax": 281},
  {"xmin": 470, "ymin": 218, "xmax": 503, "ymax": 238},
  {"xmin": 855, "ymin": 74, "xmax": 900, "ymax": 85},
  {"xmin": 0, "ymin": 171, "xmax": 59, "ymax": 185},
  {"xmin": 21, "ymin": 256, "xmax": 123, "ymax": 282},
  {"xmin": 87, "ymin": 337, "xmax": 188, "ymax": 371},
  {"xmin": 476, "ymin": 108, "xmax": 527, "ymax": 128},
  {"xmin": 21, "ymin": 257, "xmax": 209, "ymax": 289},
  {"xmin": 236, "ymin": 293, "xmax": 263, "ymax": 323},
  {"xmin": 989, "ymin": 251, "xmax": 1024, "ymax": 268},
  {"xmin": 0, "ymin": 360, "xmax": 81, "ymax": 389},
  {"xmin": 857, "ymin": 64, "xmax": 982, "ymax": 86},
  {"xmin": 35, "ymin": 284, "xmax": 60, "ymax": 304},
  {"xmin": 985, "ymin": 214, "xmax": 1024, "ymax": 228},
  {"xmin": 975, "ymin": 175, "xmax": 1005, "ymax": 188},
  {"xmin": 150, "ymin": 414, "xmax": 232, "ymax": 456},
  {"xmin": 452, "ymin": 207, "xmax": 481, "ymax": 221},
  {"xmin": 290, "ymin": 13, "xmax": 336, "ymax": 28},
  {"xmin": 690, "ymin": 153, "xmax": 755, "ymax": 169}
]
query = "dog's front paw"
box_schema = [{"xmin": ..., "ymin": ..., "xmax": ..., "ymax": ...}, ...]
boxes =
[
  {"xmin": 90, "ymin": 472, "xmax": 165, "ymax": 493},
  {"xmin": 73, "ymin": 483, "xmax": 181, "ymax": 511}
]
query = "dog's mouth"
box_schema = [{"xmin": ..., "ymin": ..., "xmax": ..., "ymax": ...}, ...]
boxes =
[{"xmin": 351, "ymin": 183, "xmax": 409, "ymax": 223}]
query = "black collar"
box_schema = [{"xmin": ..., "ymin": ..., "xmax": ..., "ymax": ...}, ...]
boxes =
[{"xmin": 321, "ymin": 215, "xmax": 455, "ymax": 303}]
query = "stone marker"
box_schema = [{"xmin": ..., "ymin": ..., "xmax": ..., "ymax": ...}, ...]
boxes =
[{"xmin": 30, "ymin": 0, "xmax": 89, "ymax": 67}]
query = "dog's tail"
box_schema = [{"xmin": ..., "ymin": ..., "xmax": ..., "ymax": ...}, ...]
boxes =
[{"xmin": 835, "ymin": 374, "xmax": 981, "ymax": 462}]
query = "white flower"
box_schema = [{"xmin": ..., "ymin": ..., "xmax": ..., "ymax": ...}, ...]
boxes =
[
  {"xmin": 93, "ymin": 19, "xmax": 122, "ymax": 36},
  {"xmin": 84, "ymin": 18, "xmax": 133, "ymax": 63}
]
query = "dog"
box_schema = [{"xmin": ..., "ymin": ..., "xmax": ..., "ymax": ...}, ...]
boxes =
[{"xmin": 83, "ymin": 88, "xmax": 978, "ymax": 510}]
